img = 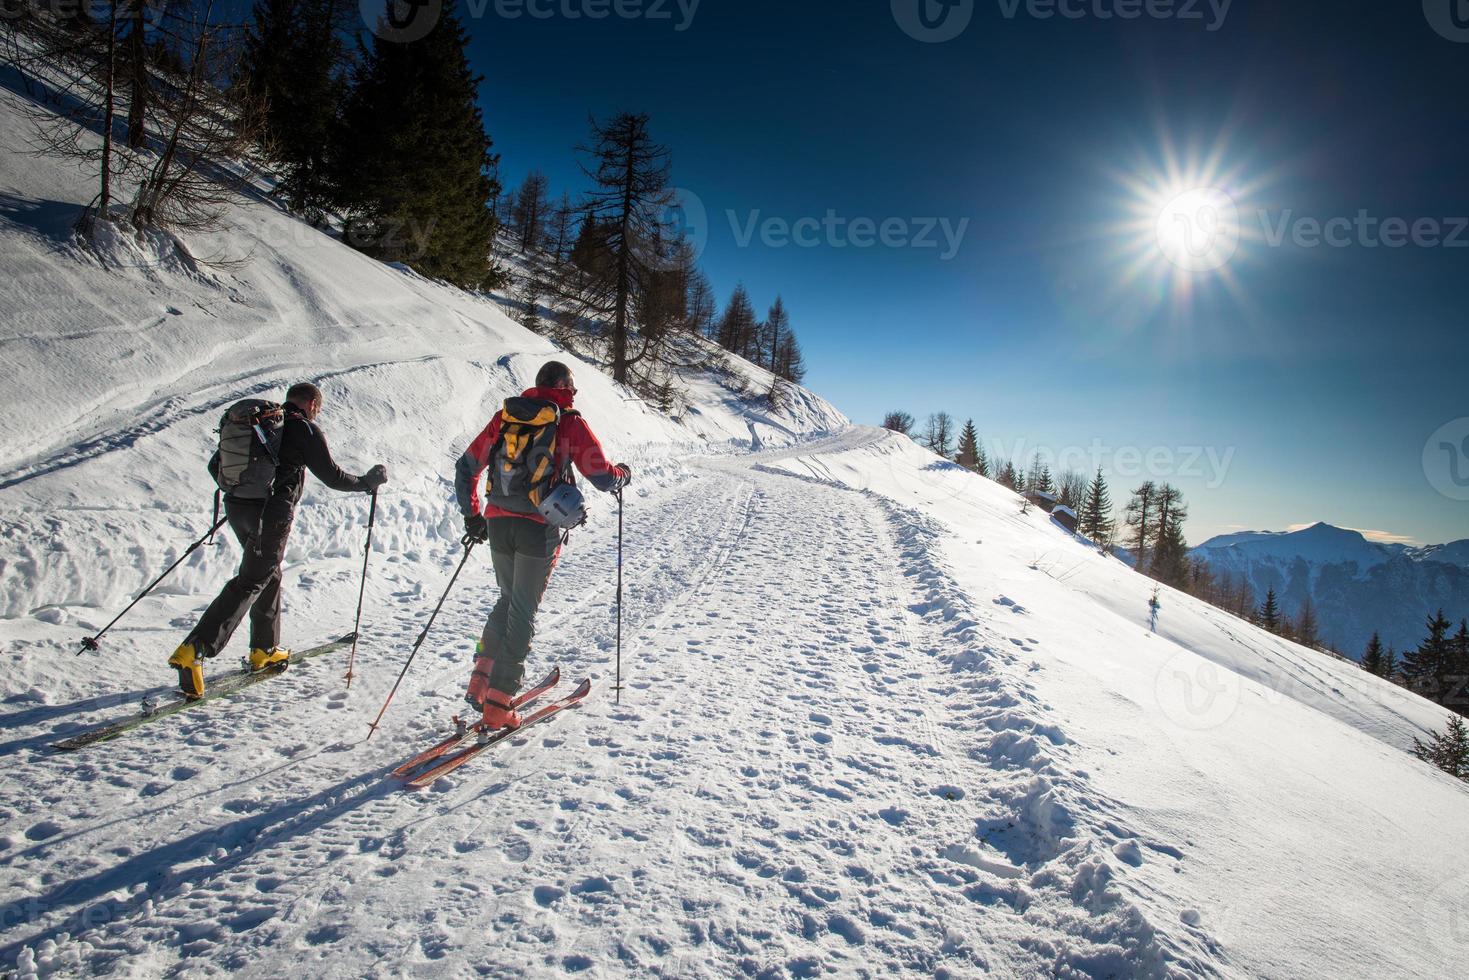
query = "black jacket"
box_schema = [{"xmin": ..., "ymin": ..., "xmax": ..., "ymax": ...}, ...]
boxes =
[{"xmin": 262, "ymin": 403, "xmax": 366, "ymax": 526}]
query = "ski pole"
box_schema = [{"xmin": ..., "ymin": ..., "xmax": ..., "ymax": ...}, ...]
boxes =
[
  {"xmin": 78, "ymin": 514, "xmax": 229, "ymax": 655},
  {"xmin": 365, "ymin": 535, "xmax": 477, "ymax": 740},
  {"xmin": 344, "ymin": 489, "xmax": 378, "ymax": 689},
  {"xmin": 615, "ymin": 487, "xmax": 624, "ymax": 704}
]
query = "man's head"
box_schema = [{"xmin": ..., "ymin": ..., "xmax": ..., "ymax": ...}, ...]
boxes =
[
  {"xmin": 286, "ymin": 382, "xmax": 324, "ymax": 420},
  {"xmin": 535, "ymin": 361, "xmax": 575, "ymax": 393}
]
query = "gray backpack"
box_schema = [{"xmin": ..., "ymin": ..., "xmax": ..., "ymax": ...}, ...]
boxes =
[{"xmin": 213, "ymin": 399, "xmax": 284, "ymax": 499}]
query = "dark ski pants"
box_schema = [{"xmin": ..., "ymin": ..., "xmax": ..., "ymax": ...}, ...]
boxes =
[
  {"xmin": 186, "ymin": 497, "xmax": 289, "ymax": 656},
  {"xmin": 478, "ymin": 517, "xmax": 561, "ymax": 696}
]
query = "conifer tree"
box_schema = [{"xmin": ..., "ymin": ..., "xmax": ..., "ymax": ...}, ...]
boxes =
[
  {"xmin": 1383, "ymin": 645, "xmax": 1399, "ymax": 682},
  {"xmin": 1401, "ymin": 610, "xmax": 1455, "ymax": 704},
  {"xmin": 715, "ymin": 285, "xmax": 759, "ymax": 361},
  {"xmin": 335, "ymin": 4, "xmax": 501, "ymax": 288},
  {"xmin": 1411, "ymin": 714, "xmax": 1469, "ymax": 781},
  {"xmin": 956, "ymin": 420, "xmax": 981, "ymax": 471},
  {"xmin": 1294, "ymin": 596, "xmax": 1320, "ymax": 649},
  {"xmin": 577, "ymin": 111, "xmax": 674, "ymax": 382},
  {"xmin": 1080, "ymin": 468, "xmax": 1113, "ymax": 545},
  {"xmin": 1124, "ymin": 481, "xmax": 1158, "ymax": 572},
  {"xmin": 512, "ymin": 170, "xmax": 551, "ymax": 253},
  {"xmin": 1361, "ymin": 632, "xmax": 1385, "ymax": 676},
  {"xmin": 1258, "ymin": 589, "xmax": 1282, "ymax": 635},
  {"xmin": 764, "ymin": 297, "xmax": 791, "ymax": 374}
]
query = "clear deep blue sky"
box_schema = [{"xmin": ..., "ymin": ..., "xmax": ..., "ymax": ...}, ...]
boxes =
[{"xmin": 420, "ymin": 1, "xmax": 1465, "ymax": 544}]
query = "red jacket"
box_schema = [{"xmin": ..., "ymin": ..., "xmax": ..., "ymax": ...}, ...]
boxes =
[{"xmin": 455, "ymin": 387, "xmax": 620, "ymax": 523}]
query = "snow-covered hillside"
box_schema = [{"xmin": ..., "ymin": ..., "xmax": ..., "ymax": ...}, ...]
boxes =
[
  {"xmin": 3, "ymin": 58, "xmax": 1468, "ymax": 980},
  {"xmin": 1193, "ymin": 524, "xmax": 1469, "ymax": 654}
]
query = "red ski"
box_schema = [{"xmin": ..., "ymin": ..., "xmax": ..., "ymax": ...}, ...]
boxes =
[
  {"xmin": 390, "ymin": 666, "xmax": 560, "ymax": 778},
  {"xmin": 404, "ymin": 679, "xmax": 591, "ymax": 790}
]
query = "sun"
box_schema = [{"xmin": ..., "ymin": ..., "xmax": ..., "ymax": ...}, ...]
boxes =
[{"xmin": 1091, "ymin": 122, "xmax": 1277, "ymax": 324}]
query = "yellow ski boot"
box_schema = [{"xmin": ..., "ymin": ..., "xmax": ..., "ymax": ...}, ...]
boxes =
[
  {"xmin": 169, "ymin": 643, "xmax": 204, "ymax": 700},
  {"xmin": 248, "ymin": 647, "xmax": 292, "ymax": 673}
]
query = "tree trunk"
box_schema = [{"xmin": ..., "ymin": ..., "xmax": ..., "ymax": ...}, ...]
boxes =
[{"xmin": 127, "ymin": 1, "xmax": 146, "ymax": 149}]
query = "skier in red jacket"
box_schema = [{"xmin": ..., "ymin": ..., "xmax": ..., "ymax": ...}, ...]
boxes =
[{"xmin": 454, "ymin": 361, "xmax": 629, "ymax": 730}]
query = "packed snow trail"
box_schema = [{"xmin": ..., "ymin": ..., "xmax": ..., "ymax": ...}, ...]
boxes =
[{"xmin": 0, "ymin": 436, "xmax": 1213, "ymax": 978}]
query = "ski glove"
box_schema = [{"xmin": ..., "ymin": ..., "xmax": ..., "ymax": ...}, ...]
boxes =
[
  {"xmin": 464, "ymin": 513, "xmax": 490, "ymax": 544},
  {"xmin": 362, "ymin": 464, "xmax": 389, "ymax": 492},
  {"xmin": 613, "ymin": 464, "xmax": 632, "ymax": 491}
]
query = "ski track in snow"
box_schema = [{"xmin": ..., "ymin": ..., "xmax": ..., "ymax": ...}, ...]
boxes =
[{"xmin": 0, "ymin": 437, "xmax": 1218, "ymax": 978}]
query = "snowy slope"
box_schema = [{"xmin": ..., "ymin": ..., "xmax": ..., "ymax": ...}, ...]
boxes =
[{"xmin": 3, "ymin": 55, "xmax": 1469, "ymax": 980}]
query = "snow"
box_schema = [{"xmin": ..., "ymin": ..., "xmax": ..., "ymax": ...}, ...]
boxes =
[
  {"xmin": 1194, "ymin": 523, "xmax": 1394, "ymax": 571},
  {"xmin": 3, "ymin": 56, "xmax": 1469, "ymax": 979}
]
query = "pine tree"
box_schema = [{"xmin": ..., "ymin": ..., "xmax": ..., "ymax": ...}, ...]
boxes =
[
  {"xmin": 1361, "ymin": 632, "xmax": 1385, "ymax": 675},
  {"xmin": 1258, "ymin": 589, "xmax": 1282, "ymax": 635},
  {"xmin": 512, "ymin": 170, "xmax": 551, "ymax": 253},
  {"xmin": 1401, "ymin": 610, "xmax": 1455, "ymax": 704},
  {"xmin": 518, "ymin": 276, "xmax": 543, "ymax": 332},
  {"xmin": 956, "ymin": 420, "xmax": 981, "ymax": 471},
  {"xmin": 335, "ymin": 5, "xmax": 501, "ymax": 288},
  {"xmin": 547, "ymin": 192, "xmax": 576, "ymax": 263},
  {"xmin": 1148, "ymin": 485, "xmax": 1189, "ymax": 585},
  {"xmin": 1080, "ymin": 468, "xmax": 1113, "ymax": 545},
  {"xmin": 715, "ymin": 285, "xmax": 759, "ymax": 362},
  {"xmin": 1447, "ymin": 620, "xmax": 1469, "ymax": 715},
  {"xmin": 764, "ymin": 297, "xmax": 791, "ymax": 374},
  {"xmin": 1383, "ymin": 645, "xmax": 1399, "ymax": 682},
  {"xmin": 998, "ymin": 459, "xmax": 1019, "ymax": 491},
  {"xmin": 1123, "ymin": 481, "xmax": 1158, "ymax": 571},
  {"xmin": 576, "ymin": 111, "xmax": 674, "ymax": 383},
  {"xmin": 1294, "ymin": 596, "xmax": 1320, "ymax": 649},
  {"xmin": 1026, "ymin": 455, "xmax": 1054, "ymax": 494},
  {"xmin": 1411, "ymin": 714, "xmax": 1469, "ymax": 781},
  {"xmin": 249, "ymin": 0, "xmax": 356, "ymax": 215}
]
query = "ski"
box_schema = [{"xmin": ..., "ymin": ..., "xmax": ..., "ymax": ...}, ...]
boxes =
[
  {"xmin": 404, "ymin": 679, "xmax": 592, "ymax": 790},
  {"xmin": 51, "ymin": 634, "xmax": 357, "ymax": 751},
  {"xmin": 390, "ymin": 666, "xmax": 561, "ymax": 778}
]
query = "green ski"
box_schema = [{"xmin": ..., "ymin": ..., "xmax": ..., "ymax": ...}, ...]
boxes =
[{"xmin": 51, "ymin": 634, "xmax": 356, "ymax": 751}]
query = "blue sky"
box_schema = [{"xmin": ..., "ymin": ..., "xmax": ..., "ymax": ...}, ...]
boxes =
[{"xmin": 431, "ymin": 0, "xmax": 1466, "ymax": 545}]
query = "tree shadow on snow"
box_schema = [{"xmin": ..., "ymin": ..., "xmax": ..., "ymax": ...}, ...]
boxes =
[{"xmin": 0, "ymin": 763, "xmax": 400, "ymax": 966}]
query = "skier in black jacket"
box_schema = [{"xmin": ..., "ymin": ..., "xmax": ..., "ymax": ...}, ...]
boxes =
[{"xmin": 169, "ymin": 382, "xmax": 387, "ymax": 698}]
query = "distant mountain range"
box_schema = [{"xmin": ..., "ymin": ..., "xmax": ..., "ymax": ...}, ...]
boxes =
[{"xmin": 1191, "ymin": 523, "xmax": 1469, "ymax": 658}]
